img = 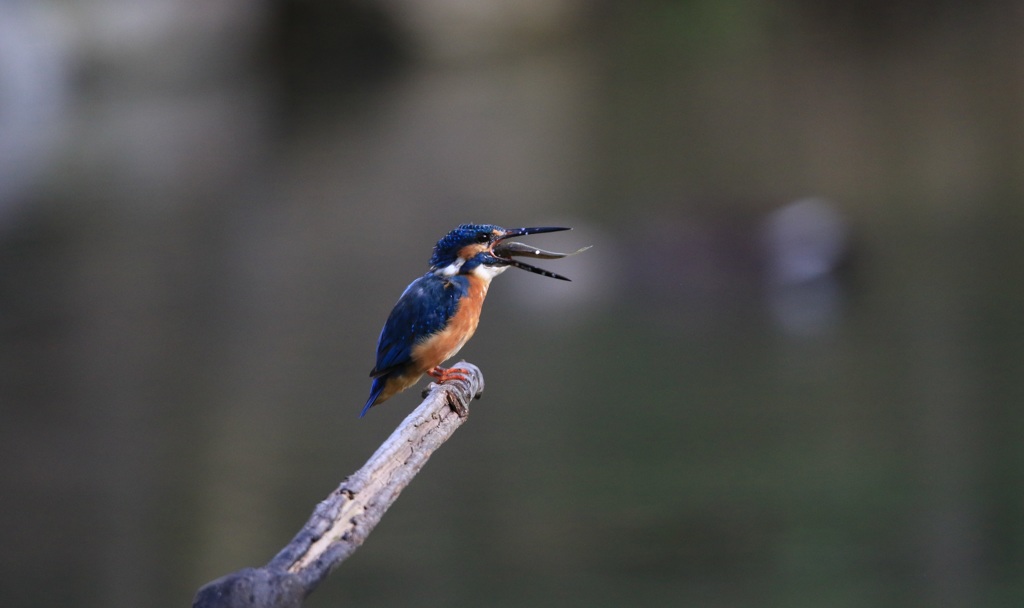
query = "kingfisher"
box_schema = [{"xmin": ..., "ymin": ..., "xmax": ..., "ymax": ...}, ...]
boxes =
[{"xmin": 361, "ymin": 223, "xmax": 585, "ymax": 417}]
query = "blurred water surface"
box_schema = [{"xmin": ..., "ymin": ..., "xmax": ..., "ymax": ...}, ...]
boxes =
[{"xmin": 2, "ymin": 2, "xmax": 1023, "ymax": 607}]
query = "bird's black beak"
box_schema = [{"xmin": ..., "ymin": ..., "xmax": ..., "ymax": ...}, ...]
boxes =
[
  {"xmin": 492, "ymin": 226, "xmax": 587, "ymax": 281},
  {"xmin": 500, "ymin": 226, "xmax": 571, "ymax": 239}
]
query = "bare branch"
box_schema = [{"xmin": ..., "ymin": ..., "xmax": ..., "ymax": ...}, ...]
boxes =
[{"xmin": 192, "ymin": 362, "xmax": 485, "ymax": 608}]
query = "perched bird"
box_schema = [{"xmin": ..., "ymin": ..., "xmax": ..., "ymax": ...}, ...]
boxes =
[{"xmin": 361, "ymin": 223, "xmax": 583, "ymax": 417}]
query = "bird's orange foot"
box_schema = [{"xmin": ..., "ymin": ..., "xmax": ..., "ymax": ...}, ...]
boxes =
[
  {"xmin": 427, "ymin": 366, "xmax": 470, "ymax": 384},
  {"xmin": 427, "ymin": 366, "xmax": 471, "ymax": 417}
]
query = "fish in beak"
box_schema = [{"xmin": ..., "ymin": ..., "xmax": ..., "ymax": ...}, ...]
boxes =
[{"xmin": 491, "ymin": 227, "xmax": 591, "ymax": 281}]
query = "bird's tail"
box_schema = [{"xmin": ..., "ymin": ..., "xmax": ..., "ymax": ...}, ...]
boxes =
[{"xmin": 359, "ymin": 377, "xmax": 388, "ymax": 418}]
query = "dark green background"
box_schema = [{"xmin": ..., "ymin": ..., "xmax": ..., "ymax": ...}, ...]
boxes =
[{"xmin": 3, "ymin": 2, "xmax": 1023, "ymax": 607}]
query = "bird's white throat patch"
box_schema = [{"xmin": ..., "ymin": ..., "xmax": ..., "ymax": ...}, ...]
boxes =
[{"xmin": 470, "ymin": 264, "xmax": 508, "ymax": 281}]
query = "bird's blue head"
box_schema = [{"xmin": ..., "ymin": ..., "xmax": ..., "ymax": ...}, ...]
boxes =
[{"xmin": 428, "ymin": 223, "xmax": 572, "ymax": 280}]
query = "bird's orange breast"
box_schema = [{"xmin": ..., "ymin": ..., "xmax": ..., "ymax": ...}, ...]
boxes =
[{"xmin": 410, "ymin": 275, "xmax": 489, "ymax": 372}]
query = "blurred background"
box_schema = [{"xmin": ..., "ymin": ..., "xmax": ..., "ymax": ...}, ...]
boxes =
[{"xmin": 2, "ymin": 1, "xmax": 1023, "ymax": 606}]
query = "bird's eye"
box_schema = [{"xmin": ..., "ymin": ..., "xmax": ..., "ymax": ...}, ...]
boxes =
[{"xmin": 476, "ymin": 233, "xmax": 490, "ymax": 243}]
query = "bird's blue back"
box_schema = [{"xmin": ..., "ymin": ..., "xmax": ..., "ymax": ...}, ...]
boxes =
[{"xmin": 370, "ymin": 272, "xmax": 470, "ymax": 378}]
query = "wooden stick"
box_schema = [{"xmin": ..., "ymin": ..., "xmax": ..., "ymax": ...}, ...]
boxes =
[{"xmin": 192, "ymin": 362, "xmax": 485, "ymax": 608}]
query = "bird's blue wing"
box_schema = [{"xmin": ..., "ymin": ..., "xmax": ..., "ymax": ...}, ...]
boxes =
[{"xmin": 370, "ymin": 273, "xmax": 468, "ymax": 378}]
